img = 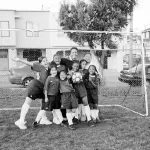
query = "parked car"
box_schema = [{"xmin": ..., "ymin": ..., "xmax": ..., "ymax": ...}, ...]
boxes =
[
  {"xmin": 118, "ymin": 64, "xmax": 150, "ymax": 86},
  {"xmin": 8, "ymin": 64, "xmax": 37, "ymax": 87}
]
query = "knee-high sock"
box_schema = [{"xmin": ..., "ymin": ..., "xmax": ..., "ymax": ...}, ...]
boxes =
[
  {"xmin": 84, "ymin": 105, "xmax": 91, "ymax": 121},
  {"xmin": 35, "ymin": 110, "xmax": 45, "ymax": 123},
  {"xmin": 74, "ymin": 108, "xmax": 79, "ymax": 119},
  {"xmin": 55, "ymin": 109, "xmax": 63, "ymax": 123},
  {"xmin": 94, "ymin": 109, "xmax": 99, "ymax": 119},
  {"xmin": 19, "ymin": 103, "xmax": 30, "ymax": 123},
  {"xmin": 91, "ymin": 110, "xmax": 96, "ymax": 120},
  {"xmin": 78, "ymin": 104, "xmax": 82, "ymax": 119},
  {"xmin": 66, "ymin": 113, "xmax": 73, "ymax": 125},
  {"xmin": 81, "ymin": 104, "xmax": 86, "ymax": 116},
  {"xmin": 41, "ymin": 110, "xmax": 48, "ymax": 120},
  {"xmin": 52, "ymin": 110, "xmax": 60, "ymax": 124}
]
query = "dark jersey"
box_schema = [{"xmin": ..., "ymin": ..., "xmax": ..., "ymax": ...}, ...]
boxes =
[
  {"xmin": 32, "ymin": 63, "xmax": 49, "ymax": 85},
  {"xmin": 60, "ymin": 58, "xmax": 73, "ymax": 71},
  {"xmin": 59, "ymin": 79, "xmax": 75, "ymax": 93},
  {"xmin": 44, "ymin": 76, "xmax": 60, "ymax": 95},
  {"xmin": 85, "ymin": 74, "xmax": 100, "ymax": 89}
]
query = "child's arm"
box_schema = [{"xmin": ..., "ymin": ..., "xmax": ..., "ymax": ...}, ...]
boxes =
[
  {"xmin": 44, "ymin": 90, "xmax": 48, "ymax": 102},
  {"xmin": 89, "ymin": 77, "xmax": 98, "ymax": 88},
  {"xmin": 44, "ymin": 77, "xmax": 51, "ymax": 102},
  {"xmin": 12, "ymin": 57, "xmax": 33, "ymax": 66}
]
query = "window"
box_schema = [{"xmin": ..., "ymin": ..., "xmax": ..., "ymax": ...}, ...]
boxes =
[
  {"xmin": 26, "ymin": 22, "xmax": 39, "ymax": 37},
  {"xmin": 23, "ymin": 49, "xmax": 42, "ymax": 61},
  {"xmin": 0, "ymin": 21, "xmax": 10, "ymax": 37}
]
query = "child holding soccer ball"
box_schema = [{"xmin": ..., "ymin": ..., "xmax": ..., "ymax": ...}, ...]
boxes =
[
  {"xmin": 85, "ymin": 65, "xmax": 101, "ymax": 123},
  {"xmin": 69, "ymin": 60, "xmax": 95, "ymax": 127}
]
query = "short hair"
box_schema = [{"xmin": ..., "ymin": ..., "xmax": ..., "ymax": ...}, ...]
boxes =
[
  {"xmin": 38, "ymin": 56, "xmax": 46, "ymax": 63},
  {"xmin": 70, "ymin": 47, "xmax": 79, "ymax": 52}
]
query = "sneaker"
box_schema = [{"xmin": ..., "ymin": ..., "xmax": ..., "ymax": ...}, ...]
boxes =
[
  {"xmin": 15, "ymin": 120, "xmax": 27, "ymax": 130},
  {"xmin": 88, "ymin": 120, "xmax": 95, "ymax": 127},
  {"xmin": 32, "ymin": 121, "xmax": 39, "ymax": 128},
  {"xmin": 40, "ymin": 118, "xmax": 52, "ymax": 125},
  {"xmin": 73, "ymin": 117, "xmax": 79, "ymax": 125},
  {"xmin": 68, "ymin": 125, "xmax": 76, "ymax": 130}
]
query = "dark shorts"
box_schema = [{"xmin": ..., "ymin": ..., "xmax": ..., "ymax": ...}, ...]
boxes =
[
  {"xmin": 26, "ymin": 79, "xmax": 44, "ymax": 100},
  {"xmin": 61, "ymin": 92, "xmax": 78, "ymax": 109},
  {"xmin": 87, "ymin": 89, "xmax": 98, "ymax": 105},
  {"xmin": 74, "ymin": 82, "xmax": 87, "ymax": 99},
  {"xmin": 45, "ymin": 95, "xmax": 61, "ymax": 111}
]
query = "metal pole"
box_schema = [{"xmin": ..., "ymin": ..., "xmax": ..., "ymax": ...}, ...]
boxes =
[
  {"xmin": 141, "ymin": 34, "xmax": 148, "ymax": 116},
  {"xmin": 129, "ymin": 10, "xmax": 133, "ymax": 69}
]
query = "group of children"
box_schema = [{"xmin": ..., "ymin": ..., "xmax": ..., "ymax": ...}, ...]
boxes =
[
  {"xmin": 42, "ymin": 54, "xmax": 100, "ymax": 130},
  {"xmin": 14, "ymin": 52, "xmax": 101, "ymax": 130}
]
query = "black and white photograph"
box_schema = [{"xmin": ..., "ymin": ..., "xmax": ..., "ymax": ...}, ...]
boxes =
[{"xmin": 0, "ymin": 0, "xmax": 150, "ymax": 149}]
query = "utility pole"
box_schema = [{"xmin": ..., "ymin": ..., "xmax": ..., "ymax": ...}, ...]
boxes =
[{"xmin": 129, "ymin": 4, "xmax": 133, "ymax": 69}]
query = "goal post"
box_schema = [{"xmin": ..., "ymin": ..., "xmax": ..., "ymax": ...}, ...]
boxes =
[{"xmin": 0, "ymin": 28, "xmax": 149, "ymax": 117}]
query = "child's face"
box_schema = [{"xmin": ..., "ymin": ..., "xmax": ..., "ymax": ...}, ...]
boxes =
[
  {"xmin": 72, "ymin": 63, "xmax": 79, "ymax": 72},
  {"xmin": 53, "ymin": 55, "xmax": 61, "ymax": 65},
  {"xmin": 81, "ymin": 61, "xmax": 87, "ymax": 69},
  {"xmin": 41, "ymin": 58, "xmax": 49, "ymax": 68},
  {"xmin": 50, "ymin": 67, "xmax": 57, "ymax": 77},
  {"xmin": 84, "ymin": 54, "xmax": 92, "ymax": 63},
  {"xmin": 60, "ymin": 71, "xmax": 67, "ymax": 80},
  {"xmin": 89, "ymin": 66, "xmax": 96, "ymax": 75}
]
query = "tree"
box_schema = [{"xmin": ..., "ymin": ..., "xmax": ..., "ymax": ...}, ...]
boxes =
[{"xmin": 59, "ymin": 0, "xmax": 137, "ymax": 75}]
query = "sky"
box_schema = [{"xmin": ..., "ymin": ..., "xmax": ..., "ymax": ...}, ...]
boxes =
[{"xmin": 0, "ymin": 0, "xmax": 150, "ymax": 31}]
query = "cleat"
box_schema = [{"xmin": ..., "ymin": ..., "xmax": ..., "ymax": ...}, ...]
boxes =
[
  {"xmin": 88, "ymin": 120, "xmax": 95, "ymax": 127},
  {"xmin": 73, "ymin": 117, "xmax": 79, "ymax": 125},
  {"xmin": 15, "ymin": 120, "xmax": 27, "ymax": 130},
  {"xmin": 68, "ymin": 125, "xmax": 76, "ymax": 130},
  {"xmin": 32, "ymin": 121, "xmax": 39, "ymax": 128}
]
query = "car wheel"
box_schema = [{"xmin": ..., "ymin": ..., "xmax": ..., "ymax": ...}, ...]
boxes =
[{"xmin": 23, "ymin": 77, "xmax": 34, "ymax": 87}]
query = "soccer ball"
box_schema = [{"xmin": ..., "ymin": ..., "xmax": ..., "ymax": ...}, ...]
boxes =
[{"xmin": 72, "ymin": 72, "xmax": 82, "ymax": 83}]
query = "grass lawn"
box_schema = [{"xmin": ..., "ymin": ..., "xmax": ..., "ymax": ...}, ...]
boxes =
[{"xmin": 0, "ymin": 87, "xmax": 150, "ymax": 150}]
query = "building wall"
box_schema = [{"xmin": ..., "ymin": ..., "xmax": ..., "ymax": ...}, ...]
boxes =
[
  {"xmin": 0, "ymin": 10, "xmax": 16, "ymax": 46},
  {"xmin": 15, "ymin": 11, "xmax": 51, "ymax": 48}
]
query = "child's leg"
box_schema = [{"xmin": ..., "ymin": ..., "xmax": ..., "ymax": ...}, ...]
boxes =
[
  {"xmin": 55, "ymin": 109, "xmax": 63, "ymax": 124},
  {"xmin": 82, "ymin": 96, "xmax": 92, "ymax": 122},
  {"xmin": 90, "ymin": 104, "xmax": 96, "ymax": 120},
  {"xmin": 78, "ymin": 104, "xmax": 82, "ymax": 120},
  {"xmin": 15, "ymin": 97, "xmax": 32, "ymax": 129},
  {"xmin": 38, "ymin": 98, "xmax": 52, "ymax": 125},
  {"xmin": 66, "ymin": 109, "xmax": 73, "ymax": 126}
]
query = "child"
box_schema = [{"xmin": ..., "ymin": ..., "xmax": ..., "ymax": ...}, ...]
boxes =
[
  {"xmin": 50, "ymin": 54, "xmax": 67, "ymax": 123},
  {"xmin": 14, "ymin": 56, "xmax": 52, "ymax": 130},
  {"xmin": 59, "ymin": 70, "xmax": 78, "ymax": 130},
  {"xmin": 44, "ymin": 65, "xmax": 65, "ymax": 126},
  {"xmin": 85, "ymin": 65, "xmax": 101, "ymax": 123},
  {"xmin": 69, "ymin": 60, "xmax": 95, "ymax": 127},
  {"xmin": 50, "ymin": 54, "xmax": 66, "ymax": 73},
  {"xmin": 78, "ymin": 59, "xmax": 89, "ymax": 121}
]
